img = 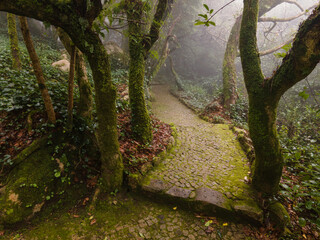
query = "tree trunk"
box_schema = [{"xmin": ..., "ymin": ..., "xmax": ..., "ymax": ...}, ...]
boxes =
[
  {"xmin": 56, "ymin": 28, "xmax": 93, "ymax": 120},
  {"xmin": 248, "ymin": 95, "xmax": 283, "ymax": 195},
  {"xmin": 169, "ymin": 56, "xmax": 183, "ymax": 91},
  {"xmin": 19, "ymin": 16, "xmax": 56, "ymax": 124},
  {"xmin": 222, "ymin": 16, "xmax": 241, "ymax": 109},
  {"xmin": 7, "ymin": 13, "xmax": 21, "ymax": 70},
  {"xmin": 127, "ymin": 1, "xmax": 153, "ymax": 144},
  {"xmin": 67, "ymin": 45, "xmax": 76, "ymax": 129},
  {"xmin": 86, "ymin": 37, "xmax": 123, "ymax": 191}
]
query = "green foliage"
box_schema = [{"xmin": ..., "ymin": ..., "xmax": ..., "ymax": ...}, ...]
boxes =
[
  {"xmin": 278, "ymin": 103, "xmax": 320, "ymax": 230},
  {"xmin": 0, "ymin": 35, "xmax": 71, "ymax": 114},
  {"xmin": 274, "ymin": 43, "xmax": 292, "ymax": 59},
  {"xmin": 229, "ymin": 96, "xmax": 248, "ymax": 129},
  {"xmin": 195, "ymin": 4, "xmax": 215, "ymax": 27}
]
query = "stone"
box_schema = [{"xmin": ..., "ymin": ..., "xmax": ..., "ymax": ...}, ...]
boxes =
[
  {"xmin": 268, "ymin": 202, "xmax": 290, "ymax": 230},
  {"xmin": 195, "ymin": 188, "xmax": 231, "ymax": 211},
  {"xmin": 165, "ymin": 186, "xmax": 191, "ymax": 199},
  {"xmin": 233, "ymin": 200, "xmax": 263, "ymax": 224},
  {"xmin": 142, "ymin": 179, "xmax": 170, "ymax": 193}
]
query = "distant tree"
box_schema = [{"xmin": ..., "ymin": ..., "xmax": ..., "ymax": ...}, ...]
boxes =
[
  {"xmin": 19, "ymin": 16, "xmax": 56, "ymax": 124},
  {"xmin": 240, "ymin": 0, "xmax": 320, "ymax": 195},
  {"xmin": 7, "ymin": 13, "xmax": 21, "ymax": 70}
]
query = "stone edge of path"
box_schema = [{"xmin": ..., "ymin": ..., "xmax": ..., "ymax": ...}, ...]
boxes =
[
  {"xmin": 127, "ymin": 124, "xmax": 178, "ymax": 190},
  {"xmin": 140, "ymin": 178, "xmax": 264, "ymax": 225}
]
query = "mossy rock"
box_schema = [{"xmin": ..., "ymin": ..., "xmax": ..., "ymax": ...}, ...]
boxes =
[
  {"xmin": 268, "ymin": 202, "xmax": 290, "ymax": 230},
  {"xmin": 0, "ymin": 144, "xmax": 64, "ymax": 225}
]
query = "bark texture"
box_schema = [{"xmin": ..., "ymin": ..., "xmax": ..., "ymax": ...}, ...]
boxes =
[
  {"xmin": 19, "ymin": 16, "xmax": 56, "ymax": 124},
  {"xmin": 7, "ymin": 13, "xmax": 21, "ymax": 70},
  {"xmin": 240, "ymin": 0, "xmax": 320, "ymax": 195}
]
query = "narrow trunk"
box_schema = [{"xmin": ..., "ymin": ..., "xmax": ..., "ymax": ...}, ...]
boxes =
[
  {"xmin": 222, "ymin": 16, "xmax": 241, "ymax": 109},
  {"xmin": 249, "ymin": 96, "xmax": 283, "ymax": 195},
  {"xmin": 127, "ymin": 1, "xmax": 153, "ymax": 144},
  {"xmin": 67, "ymin": 45, "xmax": 76, "ymax": 129},
  {"xmin": 86, "ymin": 39, "xmax": 123, "ymax": 191},
  {"xmin": 169, "ymin": 56, "xmax": 183, "ymax": 91},
  {"xmin": 75, "ymin": 50, "xmax": 93, "ymax": 120},
  {"xmin": 19, "ymin": 16, "xmax": 56, "ymax": 124},
  {"xmin": 56, "ymin": 28, "xmax": 93, "ymax": 120},
  {"xmin": 7, "ymin": 13, "xmax": 21, "ymax": 70}
]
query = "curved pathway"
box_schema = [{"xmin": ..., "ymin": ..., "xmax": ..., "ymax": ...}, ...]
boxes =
[{"xmin": 142, "ymin": 85, "xmax": 262, "ymax": 222}]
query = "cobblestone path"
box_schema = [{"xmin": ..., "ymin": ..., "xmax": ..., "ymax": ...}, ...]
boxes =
[{"xmin": 144, "ymin": 85, "xmax": 262, "ymax": 222}]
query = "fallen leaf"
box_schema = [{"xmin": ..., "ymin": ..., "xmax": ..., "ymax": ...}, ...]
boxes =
[
  {"xmin": 173, "ymin": 206, "xmax": 177, "ymax": 210},
  {"xmin": 73, "ymin": 215, "xmax": 80, "ymax": 218},
  {"xmin": 205, "ymin": 220, "xmax": 213, "ymax": 227},
  {"xmin": 223, "ymin": 223, "xmax": 228, "ymax": 226},
  {"xmin": 0, "ymin": 231, "xmax": 4, "ymax": 236},
  {"xmin": 90, "ymin": 219, "xmax": 96, "ymax": 225}
]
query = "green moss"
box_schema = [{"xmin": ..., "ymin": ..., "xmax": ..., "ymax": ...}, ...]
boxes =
[
  {"xmin": 268, "ymin": 202, "xmax": 290, "ymax": 230},
  {"xmin": 0, "ymin": 146, "xmax": 60, "ymax": 225}
]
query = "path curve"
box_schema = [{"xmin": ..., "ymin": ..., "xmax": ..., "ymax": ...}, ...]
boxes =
[{"xmin": 142, "ymin": 85, "xmax": 262, "ymax": 222}]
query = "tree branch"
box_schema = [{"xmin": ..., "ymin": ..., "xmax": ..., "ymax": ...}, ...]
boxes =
[
  {"xmin": 143, "ymin": 0, "xmax": 168, "ymax": 53},
  {"xmin": 270, "ymin": 5, "xmax": 320, "ymax": 99},
  {"xmin": 259, "ymin": 38, "xmax": 293, "ymax": 56},
  {"xmin": 259, "ymin": 4, "xmax": 318, "ymax": 22},
  {"xmin": 240, "ymin": 0, "xmax": 265, "ymax": 91}
]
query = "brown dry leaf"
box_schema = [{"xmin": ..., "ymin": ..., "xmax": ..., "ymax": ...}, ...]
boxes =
[
  {"xmin": 0, "ymin": 231, "xmax": 4, "ymax": 236},
  {"xmin": 73, "ymin": 215, "xmax": 80, "ymax": 218},
  {"xmin": 90, "ymin": 219, "xmax": 97, "ymax": 225}
]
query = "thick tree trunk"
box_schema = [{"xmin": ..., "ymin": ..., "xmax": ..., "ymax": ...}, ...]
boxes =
[
  {"xmin": 67, "ymin": 45, "xmax": 76, "ymax": 129},
  {"xmin": 248, "ymin": 95, "xmax": 283, "ymax": 194},
  {"xmin": 56, "ymin": 28, "xmax": 93, "ymax": 120},
  {"xmin": 222, "ymin": 16, "xmax": 241, "ymax": 109},
  {"xmin": 7, "ymin": 13, "xmax": 21, "ymax": 70},
  {"xmin": 86, "ymin": 37, "xmax": 123, "ymax": 191},
  {"xmin": 19, "ymin": 16, "xmax": 56, "ymax": 124},
  {"xmin": 127, "ymin": 1, "xmax": 153, "ymax": 144}
]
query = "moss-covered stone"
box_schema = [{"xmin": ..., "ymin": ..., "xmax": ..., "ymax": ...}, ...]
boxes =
[
  {"xmin": 268, "ymin": 201, "xmax": 290, "ymax": 230},
  {"xmin": 0, "ymin": 146, "xmax": 61, "ymax": 225}
]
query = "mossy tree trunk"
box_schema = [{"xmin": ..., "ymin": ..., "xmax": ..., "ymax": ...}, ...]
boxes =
[
  {"xmin": 7, "ymin": 13, "xmax": 21, "ymax": 70},
  {"xmin": 222, "ymin": 16, "xmax": 241, "ymax": 109},
  {"xmin": 240, "ymin": 0, "xmax": 320, "ymax": 195},
  {"xmin": 56, "ymin": 28, "xmax": 93, "ymax": 121},
  {"xmin": 19, "ymin": 16, "xmax": 56, "ymax": 124},
  {"xmin": 126, "ymin": 0, "xmax": 153, "ymax": 144},
  {"xmin": 1, "ymin": 0, "xmax": 123, "ymax": 192},
  {"xmin": 125, "ymin": 0, "xmax": 169, "ymax": 144},
  {"xmin": 222, "ymin": 0, "xmax": 287, "ymax": 110}
]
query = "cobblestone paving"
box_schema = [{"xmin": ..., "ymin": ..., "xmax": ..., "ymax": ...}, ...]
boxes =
[
  {"xmin": 11, "ymin": 195, "xmax": 257, "ymax": 240},
  {"xmin": 149, "ymin": 85, "xmax": 255, "ymax": 201}
]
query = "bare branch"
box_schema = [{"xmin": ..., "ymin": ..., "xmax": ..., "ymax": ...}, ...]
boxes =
[
  {"xmin": 259, "ymin": 4, "xmax": 317, "ymax": 22},
  {"xmin": 259, "ymin": 38, "xmax": 293, "ymax": 56},
  {"xmin": 284, "ymin": 0, "xmax": 304, "ymax": 12}
]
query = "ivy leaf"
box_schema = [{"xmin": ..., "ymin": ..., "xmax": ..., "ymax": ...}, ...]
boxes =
[
  {"xmin": 299, "ymin": 217, "xmax": 307, "ymax": 227},
  {"xmin": 299, "ymin": 90, "xmax": 309, "ymax": 100}
]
